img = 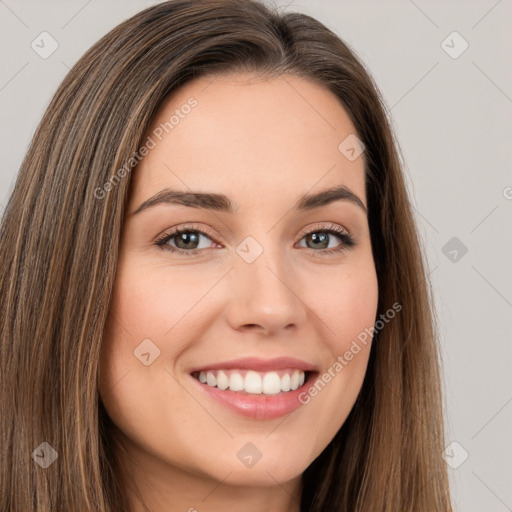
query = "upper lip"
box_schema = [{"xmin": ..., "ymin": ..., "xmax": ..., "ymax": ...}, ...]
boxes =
[{"xmin": 189, "ymin": 356, "xmax": 317, "ymax": 374}]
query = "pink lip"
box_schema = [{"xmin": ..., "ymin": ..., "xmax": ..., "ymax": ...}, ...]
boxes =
[
  {"xmin": 188, "ymin": 356, "xmax": 317, "ymax": 373},
  {"xmin": 189, "ymin": 371, "xmax": 318, "ymax": 420}
]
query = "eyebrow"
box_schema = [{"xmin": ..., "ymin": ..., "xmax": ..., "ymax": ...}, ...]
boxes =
[{"xmin": 132, "ymin": 185, "xmax": 367, "ymax": 215}]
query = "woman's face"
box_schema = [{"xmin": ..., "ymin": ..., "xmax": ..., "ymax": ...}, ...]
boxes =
[{"xmin": 99, "ymin": 72, "xmax": 378, "ymax": 491}]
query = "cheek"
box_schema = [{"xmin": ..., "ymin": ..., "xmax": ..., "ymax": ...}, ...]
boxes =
[
  {"xmin": 306, "ymin": 258, "xmax": 379, "ymax": 352},
  {"xmin": 97, "ymin": 274, "xmax": 185, "ymax": 454},
  {"xmin": 98, "ymin": 268, "xmax": 161, "ymax": 414},
  {"xmin": 98, "ymin": 261, "xmax": 213, "ymax": 415},
  {"xmin": 333, "ymin": 274, "xmax": 378, "ymax": 349},
  {"xmin": 331, "ymin": 268, "xmax": 378, "ymax": 384},
  {"xmin": 296, "ymin": 258, "xmax": 378, "ymax": 431},
  {"xmin": 108, "ymin": 260, "xmax": 225, "ymax": 336},
  {"xmin": 101, "ymin": 264, "xmax": 195, "ymax": 353}
]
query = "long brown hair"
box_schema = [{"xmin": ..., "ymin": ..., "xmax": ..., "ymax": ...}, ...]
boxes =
[{"xmin": 0, "ymin": 0, "xmax": 452, "ymax": 510}]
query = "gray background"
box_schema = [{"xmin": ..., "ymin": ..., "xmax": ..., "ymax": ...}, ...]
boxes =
[{"xmin": 1, "ymin": 1, "xmax": 511, "ymax": 510}]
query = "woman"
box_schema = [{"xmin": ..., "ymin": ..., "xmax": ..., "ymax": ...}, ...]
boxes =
[{"xmin": 0, "ymin": 0, "xmax": 453, "ymax": 510}]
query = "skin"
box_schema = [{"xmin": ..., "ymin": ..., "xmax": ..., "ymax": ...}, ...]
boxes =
[{"xmin": 98, "ymin": 72, "xmax": 379, "ymax": 512}]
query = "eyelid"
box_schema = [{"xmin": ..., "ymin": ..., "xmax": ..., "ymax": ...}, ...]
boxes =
[
  {"xmin": 297, "ymin": 221, "xmax": 351, "ymax": 238},
  {"xmin": 154, "ymin": 222, "xmax": 221, "ymax": 247}
]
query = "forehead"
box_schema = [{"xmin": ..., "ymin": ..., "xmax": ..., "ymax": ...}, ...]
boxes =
[{"xmin": 129, "ymin": 72, "xmax": 366, "ymax": 211}]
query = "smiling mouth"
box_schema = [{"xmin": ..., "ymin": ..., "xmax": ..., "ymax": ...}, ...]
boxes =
[{"xmin": 190, "ymin": 368, "xmax": 316, "ymax": 396}]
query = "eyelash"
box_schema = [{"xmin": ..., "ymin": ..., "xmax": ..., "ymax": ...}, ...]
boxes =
[{"xmin": 154, "ymin": 222, "xmax": 355, "ymax": 256}]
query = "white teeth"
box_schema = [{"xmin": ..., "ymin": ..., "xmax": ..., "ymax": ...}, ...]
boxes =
[
  {"xmin": 280, "ymin": 373, "xmax": 291, "ymax": 392},
  {"xmin": 195, "ymin": 368, "xmax": 308, "ymax": 395},
  {"xmin": 229, "ymin": 372, "xmax": 244, "ymax": 391},
  {"xmin": 262, "ymin": 372, "xmax": 281, "ymax": 395},
  {"xmin": 216, "ymin": 370, "xmax": 229, "ymax": 390},
  {"xmin": 244, "ymin": 371, "xmax": 262, "ymax": 394},
  {"xmin": 206, "ymin": 371, "xmax": 216, "ymax": 387}
]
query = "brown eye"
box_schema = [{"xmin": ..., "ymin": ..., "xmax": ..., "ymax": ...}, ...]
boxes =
[
  {"xmin": 305, "ymin": 232, "xmax": 331, "ymax": 250},
  {"xmin": 172, "ymin": 231, "xmax": 202, "ymax": 250}
]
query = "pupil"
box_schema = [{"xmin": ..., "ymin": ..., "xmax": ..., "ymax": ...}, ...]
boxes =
[
  {"xmin": 177, "ymin": 232, "xmax": 198, "ymax": 249},
  {"xmin": 309, "ymin": 233, "xmax": 328, "ymax": 249}
]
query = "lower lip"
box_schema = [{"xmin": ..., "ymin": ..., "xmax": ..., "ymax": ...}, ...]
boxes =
[{"xmin": 190, "ymin": 373, "xmax": 317, "ymax": 420}]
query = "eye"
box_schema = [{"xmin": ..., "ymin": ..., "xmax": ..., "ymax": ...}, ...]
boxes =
[
  {"xmin": 297, "ymin": 223, "xmax": 355, "ymax": 255},
  {"xmin": 155, "ymin": 224, "xmax": 218, "ymax": 255},
  {"xmin": 154, "ymin": 222, "xmax": 355, "ymax": 256}
]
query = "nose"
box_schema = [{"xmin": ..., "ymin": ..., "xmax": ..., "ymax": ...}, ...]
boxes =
[{"xmin": 225, "ymin": 244, "xmax": 308, "ymax": 335}]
